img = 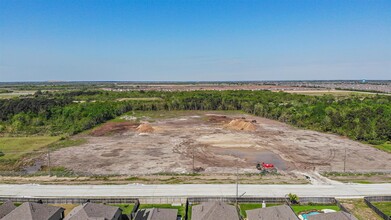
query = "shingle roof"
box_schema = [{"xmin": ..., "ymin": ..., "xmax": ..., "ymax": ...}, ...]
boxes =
[
  {"xmin": 191, "ymin": 201, "xmax": 240, "ymax": 220},
  {"xmin": 134, "ymin": 208, "xmax": 178, "ymax": 220},
  {"xmin": 1, "ymin": 202, "xmax": 64, "ymax": 220},
  {"xmin": 64, "ymin": 202, "xmax": 121, "ymax": 220},
  {"xmin": 0, "ymin": 201, "xmax": 16, "ymax": 218},
  {"xmin": 307, "ymin": 211, "xmax": 358, "ymax": 220},
  {"xmin": 246, "ymin": 205, "xmax": 299, "ymax": 220}
]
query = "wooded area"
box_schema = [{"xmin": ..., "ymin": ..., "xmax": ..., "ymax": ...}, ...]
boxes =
[{"xmin": 0, "ymin": 90, "xmax": 390, "ymax": 145}]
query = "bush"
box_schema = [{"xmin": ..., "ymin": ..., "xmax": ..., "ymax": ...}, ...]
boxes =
[
  {"xmin": 288, "ymin": 193, "xmax": 299, "ymax": 204},
  {"xmin": 0, "ymin": 151, "xmax": 4, "ymax": 157}
]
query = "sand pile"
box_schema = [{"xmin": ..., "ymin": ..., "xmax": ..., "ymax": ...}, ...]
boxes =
[
  {"xmin": 225, "ymin": 119, "xmax": 256, "ymax": 131},
  {"xmin": 136, "ymin": 123, "xmax": 154, "ymax": 133}
]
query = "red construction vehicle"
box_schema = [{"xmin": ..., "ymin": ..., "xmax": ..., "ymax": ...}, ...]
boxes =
[{"xmin": 256, "ymin": 162, "xmax": 277, "ymax": 173}]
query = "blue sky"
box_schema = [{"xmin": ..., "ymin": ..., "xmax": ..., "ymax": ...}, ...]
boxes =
[{"xmin": 0, "ymin": 0, "xmax": 390, "ymax": 81}]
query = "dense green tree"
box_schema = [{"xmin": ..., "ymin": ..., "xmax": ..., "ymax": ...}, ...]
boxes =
[{"xmin": 0, "ymin": 90, "xmax": 390, "ymax": 144}]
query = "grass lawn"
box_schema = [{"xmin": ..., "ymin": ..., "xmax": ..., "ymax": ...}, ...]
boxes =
[
  {"xmin": 239, "ymin": 203, "xmax": 281, "ymax": 218},
  {"xmin": 283, "ymin": 90, "xmax": 379, "ymax": 97},
  {"xmin": 138, "ymin": 204, "xmax": 186, "ymax": 217},
  {"xmin": 339, "ymin": 199, "xmax": 382, "ymax": 220},
  {"xmin": 0, "ymin": 136, "xmax": 60, "ymax": 160},
  {"xmin": 188, "ymin": 205, "xmax": 192, "ymax": 220},
  {"xmin": 0, "ymin": 202, "xmax": 21, "ymax": 206},
  {"xmin": 374, "ymin": 142, "xmax": 391, "ymax": 153},
  {"xmin": 0, "ymin": 94, "xmax": 18, "ymax": 99},
  {"xmin": 291, "ymin": 204, "xmax": 340, "ymax": 214},
  {"xmin": 0, "ymin": 91, "xmax": 35, "ymax": 99},
  {"xmin": 47, "ymin": 138, "xmax": 87, "ymax": 150},
  {"xmin": 122, "ymin": 110, "xmax": 245, "ymax": 122},
  {"xmin": 372, "ymin": 201, "xmax": 391, "ymax": 216},
  {"xmin": 112, "ymin": 204, "xmax": 135, "ymax": 215},
  {"xmin": 125, "ymin": 110, "xmax": 202, "ymax": 121},
  {"xmin": 321, "ymin": 172, "xmax": 391, "ymax": 184},
  {"xmin": 116, "ymin": 97, "xmax": 163, "ymax": 101}
]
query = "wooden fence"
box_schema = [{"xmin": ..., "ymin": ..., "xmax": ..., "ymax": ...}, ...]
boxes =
[{"xmin": 364, "ymin": 196, "xmax": 391, "ymax": 220}]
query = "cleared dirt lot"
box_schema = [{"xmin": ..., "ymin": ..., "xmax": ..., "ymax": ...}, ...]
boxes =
[{"xmin": 51, "ymin": 111, "xmax": 391, "ymax": 176}]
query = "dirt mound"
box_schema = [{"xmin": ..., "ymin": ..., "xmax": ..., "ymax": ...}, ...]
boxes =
[
  {"xmin": 207, "ymin": 115, "xmax": 231, "ymax": 123},
  {"xmin": 91, "ymin": 122, "xmax": 139, "ymax": 136},
  {"xmin": 225, "ymin": 119, "xmax": 256, "ymax": 131},
  {"xmin": 136, "ymin": 123, "xmax": 154, "ymax": 133}
]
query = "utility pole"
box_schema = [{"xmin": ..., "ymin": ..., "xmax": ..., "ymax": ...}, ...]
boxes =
[
  {"xmin": 343, "ymin": 148, "xmax": 347, "ymax": 173},
  {"xmin": 192, "ymin": 146, "xmax": 195, "ymax": 173},
  {"xmin": 47, "ymin": 149, "xmax": 51, "ymax": 176}
]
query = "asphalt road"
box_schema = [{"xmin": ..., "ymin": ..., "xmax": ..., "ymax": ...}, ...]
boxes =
[{"xmin": 0, "ymin": 183, "xmax": 390, "ymax": 198}]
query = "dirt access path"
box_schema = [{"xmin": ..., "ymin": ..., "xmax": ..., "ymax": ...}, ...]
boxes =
[{"xmin": 50, "ymin": 111, "xmax": 391, "ymax": 176}]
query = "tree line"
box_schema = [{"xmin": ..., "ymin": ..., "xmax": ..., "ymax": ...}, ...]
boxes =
[{"xmin": 0, "ymin": 90, "xmax": 390, "ymax": 144}]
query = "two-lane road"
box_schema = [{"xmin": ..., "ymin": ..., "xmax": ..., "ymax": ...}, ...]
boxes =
[{"xmin": 0, "ymin": 183, "xmax": 390, "ymax": 198}]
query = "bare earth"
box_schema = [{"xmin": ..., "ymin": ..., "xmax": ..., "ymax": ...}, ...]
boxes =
[{"xmin": 50, "ymin": 112, "xmax": 391, "ymax": 176}]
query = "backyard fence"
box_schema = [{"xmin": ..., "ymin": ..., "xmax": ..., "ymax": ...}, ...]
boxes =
[
  {"xmin": 185, "ymin": 196, "xmax": 339, "ymax": 220},
  {"xmin": 0, "ymin": 195, "xmax": 344, "ymax": 206},
  {"xmin": 335, "ymin": 199, "xmax": 350, "ymax": 213},
  {"xmin": 185, "ymin": 199, "xmax": 189, "ymax": 220},
  {"xmin": 138, "ymin": 196, "xmax": 187, "ymax": 204},
  {"xmin": 187, "ymin": 196, "xmax": 287, "ymax": 204},
  {"xmin": 0, "ymin": 196, "xmax": 139, "ymax": 205},
  {"xmin": 299, "ymin": 197, "xmax": 336, "ymax": 204},
  {"xmin": 130, "ymin": 199, "xmax": 140, "ymax": 220},
  {"xmin": 364, "ymin": 196, "xmax": 391, "ymax": 220},
  {"xmin": 0, "ymin": 195, "xmax": 357, "ymax": 220}
]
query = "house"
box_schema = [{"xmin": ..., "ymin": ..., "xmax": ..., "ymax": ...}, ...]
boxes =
[
  {"xmin": 307, "ymin": 211, "xmax": 358, "ymax": 220},
  {"xmin": 0, "ymin": 201, "xmax": 16, "ymax": 218},
  {"xmin": 246, "ymin": 205, "xmax": 299, "ymax": 220},
  {"xmin": 134, "ymin": 208, "xmax": 178, "ymax": 220},
  {"xmin": 191, "ymin": 201, "xmax": 240, "ymax": 220},
  {"xmin": 64, "ymin": 202, "xmax": 122, "ymax": 220},
  {"xmin": 1, "ymin": 202, "xmax": 64, "ymax": 220}
]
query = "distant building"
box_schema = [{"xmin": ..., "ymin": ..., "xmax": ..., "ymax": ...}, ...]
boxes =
[
  {"xmin": 64, "ymin": 202, "xmax": 122, "ymax": 220},
  {"xmin": 1, "ymin": 202, "xmax": 64, "ymax": 220},
  {"xmin": 307, "ymin": 211, "xmax": 358, "ymax": 220},
  {"xmin": 134, "ymin": 208, "xmax": 178, "ymax": 220},
  {"xmin": 191, "ymin": 201, "xmax": 240, "ymax": 220},
  {"xmin": 246, "ymin": 205, "xmax": 299, "ymax": 220},
  {"xmin": 0, "ymin": 201, "xmax": 16, "ymax": 218}
]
